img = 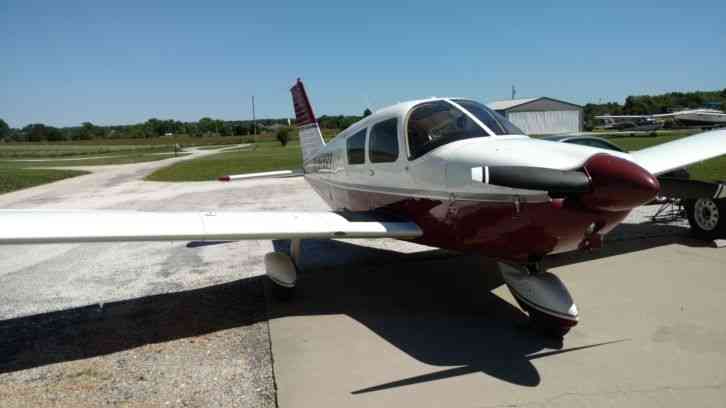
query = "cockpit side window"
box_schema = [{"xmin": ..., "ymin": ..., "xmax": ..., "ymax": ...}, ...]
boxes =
[
  {"xmin": 453, "ymin": 99, "xmax": 524, "ymax": 135},
  {"xmin": 407, "ymin": 101, "xmax": 487, "ymax": 160},
  {"xmin": 346, "ymin": 128, "xmax": 366, "ymax": 165},
  {"xmin": 369, "ymin": 118, "xmax": 399, "ymax": 163}
]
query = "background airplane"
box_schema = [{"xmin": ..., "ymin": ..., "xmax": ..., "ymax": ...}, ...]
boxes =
[
  {"xmin": 2, "ymin": 79, "xmax": 726, "ymax": 337},
  {"xmin": 596, "ymin": 108, "xmax": 726, "ymax": 130}
]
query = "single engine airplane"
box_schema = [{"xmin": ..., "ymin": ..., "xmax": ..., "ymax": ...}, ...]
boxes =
[{"xmin": 2, "ymin": 79, "xmax": 726, "ymax": 336}]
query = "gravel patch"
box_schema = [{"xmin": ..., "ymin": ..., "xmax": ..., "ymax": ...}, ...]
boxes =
[{"xmin": 0, "ymin": 277, "xmax": 275, "ymax": 408}]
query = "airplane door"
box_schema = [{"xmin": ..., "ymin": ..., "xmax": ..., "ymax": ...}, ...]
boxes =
[
  {"xmin": 342, "ymin": 128, "xmax": 371, "ymax": 211},
  {"xmin": 367, "ymin": 117, "xmax": 407, "ymax": 208}
]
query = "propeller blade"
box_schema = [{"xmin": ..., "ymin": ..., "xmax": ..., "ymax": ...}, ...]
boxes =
[
  {"xmin": 475, "ymin": 166, "xmax": 591, "ymax": 194},
  {"xmin": 658, "ymin": 177, "xmax": 726, "ymax": 200}
]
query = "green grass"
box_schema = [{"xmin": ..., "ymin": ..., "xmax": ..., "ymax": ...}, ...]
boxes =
[
  {"xmin": 0, "ymin": 153, "xmax": 188, "ymax": 168},
  {"xmin": 0, "ymin": 168, "xmax": 89, "ymax": 194},
  {"xmin": 0, "ymin": 151, "xmax": 192, "ymax": 195},
  {"xmin": 0, "ymin": 144, "xmax": 174, "ymax": 159},
  {"xmin": 0, "ymin": 135, "xmax": 250, "ymax": 158},
  {"xmin": 146, "ymin": 141, "xmax": 301, "ymax": 181}
]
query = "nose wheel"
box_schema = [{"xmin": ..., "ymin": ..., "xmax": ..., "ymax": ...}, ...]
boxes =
[
  {"xmin": 499, "ymin": 262, "xmax": 578, "ymax": 337},
  {"xmin": 265, "ymin": 239, "xmax": 301, "ymax": 301}
]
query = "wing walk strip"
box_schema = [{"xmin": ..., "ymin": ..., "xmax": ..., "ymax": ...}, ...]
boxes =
[{"xmin": 0, "ymin": 210, "xmax": 422, "ymax": 245}]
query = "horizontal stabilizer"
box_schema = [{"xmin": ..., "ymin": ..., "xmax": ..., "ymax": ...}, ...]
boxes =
[{"xmin": 218, "ymin": 170, "xmax": 303, "ymax": 181}]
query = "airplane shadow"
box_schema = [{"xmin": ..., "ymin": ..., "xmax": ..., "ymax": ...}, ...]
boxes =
[
  {"xmin": 269, "ymin": 239, "xmax": 628, "ymax": 392},
  {"xmin": 0, "ymin": 276, "xmax": 267, "ymax": 375},
  {"xmin": 546, "ymin": 220, "xmax": 710, "ymax": 268},
  {"xmin": 0, "ymin": 220, "xmax": 703, "ymax": 390}
]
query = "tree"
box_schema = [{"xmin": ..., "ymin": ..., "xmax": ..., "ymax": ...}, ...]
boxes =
[
  {"xmin": 198, "ymin": 117, "xmax": 215, "ymax": 135},
  {"xmin": 276, "ymin": 127, "xmax": 290, "ymax": 146},
  {"xmin": 47, "ymin": 127, "xmax": 65, "ymax": 141},
  {"xmin": 80, "ymin": 122, "xmax": 98, "ymax": 140},
  {"xmin": 363, "ymin": 108, "xmax": 372, "ymax": 117},
  {"xmin": 0, "ymin": 118, "xmax": 9, "ymax": 141},
  {"xmin": 23, "ymin": 124, "xmax": 49, "ymax": 142}
]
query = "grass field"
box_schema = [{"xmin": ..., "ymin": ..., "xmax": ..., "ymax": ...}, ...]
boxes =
[
  {"xmin": 146, "ymin": 141, "xmax": 302, "ymax": 182},
  {"xmin": 0, "ymin": 144, "xmax": 172, "ymax": 159},
  {"xmin": 0, "ymin": 168, "xmax": 89, "ymax": 195},
  {"xmin": 0, "ymin": 153, "xmax": 188, "ymax": 168},
  {"xmin": 0, "ymin": 149, "xmax": 191, "ymax": 195},
  {"xmin": 0, "ymin": 135, "xmax": 247, "ymax": 158}
]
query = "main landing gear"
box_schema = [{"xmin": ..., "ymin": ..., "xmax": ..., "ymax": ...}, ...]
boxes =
[
  {"xmin": 265, "ymin": 239, "xmax": 300, "ymax": 301},
  {"xmin": 499, "ymin": 261, "xmax": 578, "ymax": 337}
]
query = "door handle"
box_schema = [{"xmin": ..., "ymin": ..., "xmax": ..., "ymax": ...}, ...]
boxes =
[{"xmin": 369, "ymin": 169, "xmax": 375, "ymax": 176}]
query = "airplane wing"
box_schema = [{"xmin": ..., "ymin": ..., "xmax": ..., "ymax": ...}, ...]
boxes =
[
  {"xmin": 0, "ymin": 210, "xmax": 422, "ymax": 245},
  {"xmin": 594, "ymin": 114, "xmax": 650, "ymax": 119},
  {"xmin": 630, "ymin": 128, "xmax": 726, "ymax": 176}
]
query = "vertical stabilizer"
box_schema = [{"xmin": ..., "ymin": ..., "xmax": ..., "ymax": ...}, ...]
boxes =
[{"xmin": 290, "ymin": 79, "xmax": 325, "ymax": 162}]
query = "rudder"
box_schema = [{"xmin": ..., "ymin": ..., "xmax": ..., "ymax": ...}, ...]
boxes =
[{"xmin": 290, "ymin": 79, "xmax": 325, "ymax": 162}]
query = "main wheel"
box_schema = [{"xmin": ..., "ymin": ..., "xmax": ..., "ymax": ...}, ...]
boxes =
[
  {"xmin": 521, "ymin": 302, "xmax": 573, "ymax": 337},
  {"xmin": 684, "ymin": 198, "xmax": 726, "ymax": 240}
]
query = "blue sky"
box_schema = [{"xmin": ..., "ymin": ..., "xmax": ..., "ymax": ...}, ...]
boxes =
[{"xmin": 2, "ymin": 0, "xmax": 725, "ymax": 128}]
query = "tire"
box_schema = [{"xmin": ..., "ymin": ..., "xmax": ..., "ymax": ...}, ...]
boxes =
[
  {"xmin": 528, "ymin": 308, "xmax": 571, "ymax": 338},
  {"xmin": 684, "ymin": 198, "xmax": 726, "ymax": 240},
  {"xmin": 268, "ymin": 277, "xmax": 295, "ymax": 301},
  {"xmin": 514, "ymin": 297, "xmax": 573, "ymax": 338}
]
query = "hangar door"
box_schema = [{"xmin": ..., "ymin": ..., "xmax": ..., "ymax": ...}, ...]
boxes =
[{"xmin": 507, "ymin": 110, "xmax": 580, "ymax": 135}]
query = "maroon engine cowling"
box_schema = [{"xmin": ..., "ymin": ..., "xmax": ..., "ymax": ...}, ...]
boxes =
[{"xmin": 580, "ymin": 153, "xmax": 660, "ymax": 212}]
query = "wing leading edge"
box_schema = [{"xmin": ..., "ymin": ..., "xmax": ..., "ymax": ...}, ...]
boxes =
[
  {"xmin": 631, "ymin": 128, "xmax": 726, "ymax": 176},
  {"xmin": 0, "ymin": 210, "xmax": 422, "ymax": 245}
]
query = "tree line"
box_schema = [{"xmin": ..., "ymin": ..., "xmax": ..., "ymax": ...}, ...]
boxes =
[
  {"xmin": 0, "ymin": 110, "xmax": 372, "ymax": 143},
  {"xmin": 0, "ymin": 117, "xmax": 289, "ymax": 143},
  {"xmin": 2, "ymin": 88, "xmax": 724, "ymax": 142}
]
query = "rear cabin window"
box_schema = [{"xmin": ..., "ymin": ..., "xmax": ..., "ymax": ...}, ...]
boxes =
[
  {"xmin": 407, "ymin": 101, "xmax": 487, "ymax": 160},
  {"xmin": 346, "ymin": 129, "xmax": 366, "ymax": 164},
  {"xmin": 369, "ymin": 118, "xmax": 399, "ymax": 163}
]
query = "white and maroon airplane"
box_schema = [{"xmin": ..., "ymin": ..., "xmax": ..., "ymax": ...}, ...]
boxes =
[{"xmin": 2, "ymin": 79, "xmax": 726, "ymax": 336}]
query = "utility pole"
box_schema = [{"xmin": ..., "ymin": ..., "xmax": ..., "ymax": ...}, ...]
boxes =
[
  {"xmin": 511, "ymin": 85, "xmax": 516, "ymax": 100},
  {"xmin": 251, "ymin": 95, "xmax": 256, "ymax": 141}
]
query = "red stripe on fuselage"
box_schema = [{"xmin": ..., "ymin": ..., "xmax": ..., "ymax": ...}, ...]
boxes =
[{"xmin": 305, "ymin": 177, "xmax": 628, "ymax": 262}]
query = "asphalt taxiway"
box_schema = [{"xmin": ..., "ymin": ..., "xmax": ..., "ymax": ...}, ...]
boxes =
[{"xmin": 0, "ymin": 151, "xmax": 724, "ymax": 407}]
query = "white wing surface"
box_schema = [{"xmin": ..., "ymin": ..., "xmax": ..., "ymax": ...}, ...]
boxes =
[
  {"xmin": 0, "ymin": 210, "xmax": 421, "ymax": 245},
  {"xmin": 631, "ymin": 129, "xmax": 726, "ymax": 176}
]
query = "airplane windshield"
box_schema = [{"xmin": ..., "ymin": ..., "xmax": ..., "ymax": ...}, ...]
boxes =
[
  {"xmin": 407, "ymin": 100, "xmax": 488, "ymax": 160},
  {"xmin": 453, "ymin": 99, "xmax": 524, "ymax": 135}
]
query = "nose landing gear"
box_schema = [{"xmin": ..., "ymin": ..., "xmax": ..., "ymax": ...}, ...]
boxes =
[
  {"xmin": 499, "ymin": 262, "xmax": 578, "ymax": 337},
  {"xmin": 265, "ymin": 239, "xmax": 301, "ymax": 301}
]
